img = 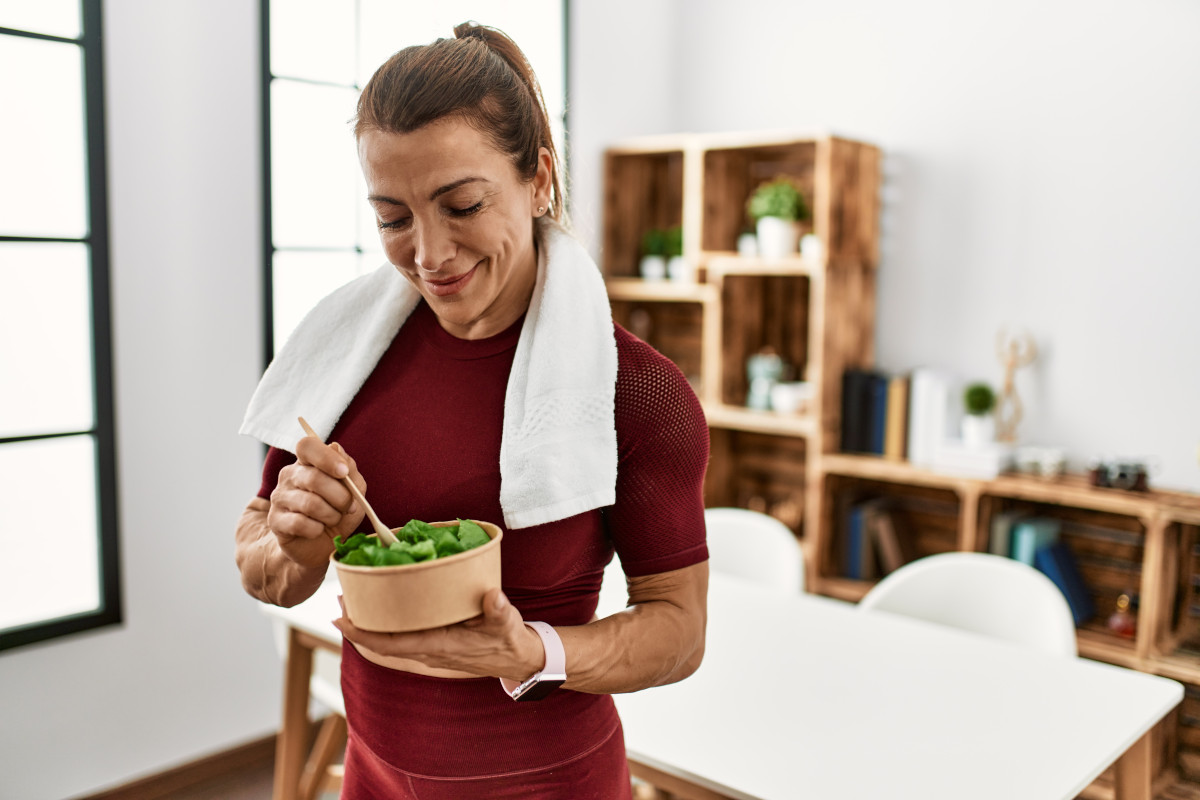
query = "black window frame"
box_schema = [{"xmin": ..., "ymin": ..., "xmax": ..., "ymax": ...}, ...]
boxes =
[{"xmin": 0, "ymin": 0, "xmax": 121, "ymax": 652}]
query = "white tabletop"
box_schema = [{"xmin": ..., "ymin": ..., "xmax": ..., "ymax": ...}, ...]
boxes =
[
  {"xmin": 264, "ymin": 571, "xmax": 1182, "ymax": 800},
  {"xmin": 609, "ymin": 572, "xmax": 1182, "ymax": 800}
]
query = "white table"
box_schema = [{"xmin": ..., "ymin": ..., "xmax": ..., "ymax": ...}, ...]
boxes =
[{"xmin": 264, "ymin": 572, "xmax": 1182, "ymax": 800}]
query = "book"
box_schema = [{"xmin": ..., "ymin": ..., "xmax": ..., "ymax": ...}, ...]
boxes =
[
  {"xmin": 1010, "ymin": 518, "xmax": 1061, "ymax": 566},
  {"xmin": 1034, "ymin": 541, "xmax": 1095, "ymax": 626},
  {"xmin": 883, "ymin": 374, "xmax": 910, "ymax": 460},
  {"xmin": 867, "ymin": 502, "xmax": 912, "ymax": 575},
  {"xmin": 844, "ymin": 501, "xmax": 877, "ymax": 580},
  {"xmin": 988, "ymin": 509, "xmax": 1027, "ymax": 558},
  {"xmin": 841, "ymin": 369, "xmax": 877, "ymax": 453},
  {"xmin": 867, "ymin": 373, "xmax": 889, "ymax": 455},
  {"xmin": 931, "ymin": 439, "xmax": 1015, "ymax": 479},
  {"xmin": 907, "ymin": 368, "xmax": 957, "ymax": 467}
]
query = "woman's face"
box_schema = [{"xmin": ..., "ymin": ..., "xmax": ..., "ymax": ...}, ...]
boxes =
[{"xmin": 358, "ymin": 117, "xmax": 552, "ymax": 340}]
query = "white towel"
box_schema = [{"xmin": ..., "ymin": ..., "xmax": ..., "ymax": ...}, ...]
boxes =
[{"xmin": 239, "ymin": 223, "xmax": 618, "ymax": 530}]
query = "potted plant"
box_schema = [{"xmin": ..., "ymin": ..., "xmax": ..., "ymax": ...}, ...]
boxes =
[
  {"xmin": 664, "ymin": 225, "xmax": 692, "ymax": 282},
  {"xmin": 961, "ymin": 381, "xmax": 997, "ymax": 448},
  {"xmin": 639, "ymin": 228, "xmax": 667, "ymax": 280},
  {"xmin": 746, "ymin": 177, "xmax": 809, "ymax": 259}
]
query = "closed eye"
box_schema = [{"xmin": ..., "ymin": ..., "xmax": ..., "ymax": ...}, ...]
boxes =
[
  {"xmin": 378, "ymin": 216, "xmax": 411, "ymax": 231},
  {"xmin": 449, "ymin": 201, "xmax": 484, "ymax": 218}
]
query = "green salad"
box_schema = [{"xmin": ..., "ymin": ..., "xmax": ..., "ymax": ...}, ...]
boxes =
[{"xmin": 333, "ymin": 518, "xmax": 491, "ymax": 567}]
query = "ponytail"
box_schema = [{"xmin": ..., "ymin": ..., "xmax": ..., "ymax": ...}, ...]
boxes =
[{"xmin": 355, "ymin": 22, "xmax": 566, "ymax": 224}]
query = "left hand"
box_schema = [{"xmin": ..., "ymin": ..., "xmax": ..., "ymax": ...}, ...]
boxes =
[{"xmin": 333, "ymin": 588, "xmax": 544, "ymax": 681}]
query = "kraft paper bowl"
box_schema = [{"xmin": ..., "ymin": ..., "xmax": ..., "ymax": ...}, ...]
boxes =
[{"xmin": 332, "ymin": 520, "xmax": 502, "ymax": 633}]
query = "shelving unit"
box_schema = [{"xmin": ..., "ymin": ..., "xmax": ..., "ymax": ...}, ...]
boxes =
[
  {"xmin": 601, "ymin": 128, "xmax": 1200, "ymax": 796},
  {"xmin": 601, "ymin": 130, "xmax": 881, "ymax": 535}
]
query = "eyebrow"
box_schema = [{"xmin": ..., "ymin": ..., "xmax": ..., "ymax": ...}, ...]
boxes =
[{"xmin": 368, "ymin": 176, "xmax": 487, "ymax": 206}]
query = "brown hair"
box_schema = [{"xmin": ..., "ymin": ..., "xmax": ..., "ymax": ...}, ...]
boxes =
[{"xmin": 355, "ymin": 22, "xmax": 565, "ymax": 223}]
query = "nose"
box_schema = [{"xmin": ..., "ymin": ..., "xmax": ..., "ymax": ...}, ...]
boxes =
[{"xmin": 411, "ymin": 217, "xmax": 456, "ymax": 273}]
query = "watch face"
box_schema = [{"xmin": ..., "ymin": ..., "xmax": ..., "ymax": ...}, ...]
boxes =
[{"xmin": 513, "ymin": 677, "xmax": 566, "ymax": 702}]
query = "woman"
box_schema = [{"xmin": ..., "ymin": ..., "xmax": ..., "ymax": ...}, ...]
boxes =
[{"xmin": 236, "ymin": 22, "xmax": 709, "ymax": 799}]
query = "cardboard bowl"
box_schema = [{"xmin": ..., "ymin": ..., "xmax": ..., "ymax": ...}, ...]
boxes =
[{"xmin": 332, "ymin": 520, "xmax": 502, "ymax": 633}]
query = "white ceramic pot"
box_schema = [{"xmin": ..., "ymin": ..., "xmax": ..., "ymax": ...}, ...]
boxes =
[
  {"xmin": 961, "ymin": 414, "xmax": 996, "ymax": 449},
  {"xmin": 639, "ymin": 255, "xmax": 666, "ymax": 280},
  {"xmin": 667, "ymin": 255, "xmax": 694, "ymax": 282},
  {"xmin": 755, "ymin": 217, "xmax": 799, "ymax": 259}
]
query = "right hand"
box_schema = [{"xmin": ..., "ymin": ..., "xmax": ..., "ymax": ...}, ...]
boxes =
[{"xmin": 267, "ymin": 437, "xmax": 367, "ymax": 568}]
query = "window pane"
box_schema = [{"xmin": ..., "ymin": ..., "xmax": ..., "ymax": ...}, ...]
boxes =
[
  {"xmin": 0, "ymin": 0, "xmax": 81, "ymax": 39},
  {"xmin": 0, "ymin": 34, "xmax": 87, "ymax": 239},
  {"xmin": 273, "ymin": 250, "xmax": 368, "ymax": 352},
  {"xmin": 270, "ymin": 0, "xmax": 356, "ymax": 85},
  {"xmin": 0, "ymin": 436, "xmax": 101, "ymax": 632},
  {"xmin": 0, "ymin": 243, "xmax": 94, "ymax": 438},
  {"xmin": 271, "ymin": 80, "xmax": 360, "ymax": 249}
]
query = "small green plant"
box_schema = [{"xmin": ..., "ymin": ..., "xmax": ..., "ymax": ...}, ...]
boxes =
[
  {"xmin": 641, "ymin": 228, "xmax": 667, "ymax": 257},
  {"xmin": 746, "ymin": 177, "xmax": 810, "ymax": 223},
  {"xmin": 963, "ymin": 382, "xmax": 996, "ymax": 416},
  {"xmin": 663, "ymin": 225, "xmax": 683, "ymax": 258}
]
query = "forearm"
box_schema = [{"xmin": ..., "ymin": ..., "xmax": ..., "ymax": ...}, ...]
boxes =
[
  {"xmin": 235, "ymin": 499, "xmax": 328, "ymax": 607},
  {"xmin": 556, "ymin": 563, "xmax": 708, "ymax": 695}
]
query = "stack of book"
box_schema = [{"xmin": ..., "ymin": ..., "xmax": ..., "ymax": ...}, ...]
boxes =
[
  {"xmin": 840, "ymin": 366, "xmax": 1013, "ymax": 478},
  {"xmin": 840, "ymin": 369, "xmax": 911, "ymax": 460},
  {"xmin": 988, "ymin": 513, "xmax": 1095, "ymax": 626}
]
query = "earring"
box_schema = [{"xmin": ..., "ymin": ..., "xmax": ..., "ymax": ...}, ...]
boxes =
[{"xmin": 537, "ymin": 206, "xmax": 545, "ymax": 215}]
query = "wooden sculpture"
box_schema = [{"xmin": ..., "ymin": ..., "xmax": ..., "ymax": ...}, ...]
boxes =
[{"xmin": 994, "ymin": 329, "xmax": 1038, "ymax": 442}]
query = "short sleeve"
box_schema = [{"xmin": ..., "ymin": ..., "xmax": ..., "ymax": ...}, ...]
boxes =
[
  {"xmin": 605, "ymin": 326, "xmax": 709, "ymax": 576},
  {"xmin": 256, "ymin": 446, "xmax": 298, "ymax": 500}
]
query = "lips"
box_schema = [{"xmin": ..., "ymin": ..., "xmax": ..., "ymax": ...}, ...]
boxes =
[{"xmin": 422, "ymin": 264, "xmax": 477, "ymax": 297}]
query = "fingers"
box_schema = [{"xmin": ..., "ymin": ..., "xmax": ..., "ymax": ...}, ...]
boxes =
[{"xmin": 296, "ymin": 435, "xmax": 351, "ymax": 479}]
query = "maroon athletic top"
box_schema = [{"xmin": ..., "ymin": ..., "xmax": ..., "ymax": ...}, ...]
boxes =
[{"xmin": 256, "ymin": 300, "xmax": 709, "ymax": 794}]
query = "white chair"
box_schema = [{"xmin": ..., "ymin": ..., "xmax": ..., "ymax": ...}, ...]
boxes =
[
  {"xmin": 857, "ymin": 551, "xmax": 1078, "ymax": 657},
  {"xmin": 703, "ymin": 507, "xmax": 805, "ymax": 593}
]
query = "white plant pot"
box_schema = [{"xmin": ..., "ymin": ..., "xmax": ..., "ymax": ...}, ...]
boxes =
[
  {"xmin": 961, "ymin": 414, "xmax": 996, "ymax": 449},
  {"xmin": 667, "ymin": 255, "xmax": 694, "ymax": 282},
  {"xmin": 755, "ymin": 217, "xmax": 799, "ymax": 259},
  {"xmin": 639, "ymin": 255, "xmax": 666, "ymax": 280}
]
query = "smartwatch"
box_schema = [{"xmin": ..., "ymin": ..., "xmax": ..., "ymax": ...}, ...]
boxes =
[{"xmin": 500, "ymin": 621, "xmax": 566, "ymax": 701}]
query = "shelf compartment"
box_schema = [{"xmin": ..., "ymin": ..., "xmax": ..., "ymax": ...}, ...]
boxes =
[
  {"xmin": 818, "ymin": 474, "xmax": 962, "ymax": 584},
  {"xmin": 703, "ymin": 402, "xmax": 816, "ymax": 438},
  {"xmin": 602, "ymin": 148, "xmax": 684, "ymax": 279},
  {"xmin": 984, "ymin": 496, "xmax": 1146, "ymax": 660},
  {"xmin": 706, "ymin": 254, "xmax": 820, "ymax": 278},
  {"xmin": 701, "ymin": 141, "xmax": 818, "ymax": 253},
  {"xmin": 1163, "ymin": 522, "xmax": 1200, "ymax": 665},
  {"xmin": 705, "ymin": 429, "xmax": 807, "ymax": 534},
  {"xmin": 719, "ymin": 272, "xmax": 811, "ymax": 408},
  {"xmin": 605, "ymin": 278, "xmax": 717, "ymax": 304}
]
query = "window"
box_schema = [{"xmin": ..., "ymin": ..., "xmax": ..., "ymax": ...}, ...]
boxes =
[
  {"xmin": 0, "ymin": 0, "xmax": 120, "ymax": 650},
  {"xmin": 262, "ymin": 0, "xmax": 567, "ymax": 357}
]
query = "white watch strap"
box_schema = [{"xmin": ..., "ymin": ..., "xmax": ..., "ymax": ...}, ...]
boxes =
[{"xmin": 499, "ymin": 621, "xmax": 566, "ymax": 696}]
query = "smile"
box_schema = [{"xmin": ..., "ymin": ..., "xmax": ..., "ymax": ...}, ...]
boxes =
[{"xmin": 422, "ymin": 265, "xmax": 478, "ymax": 297}]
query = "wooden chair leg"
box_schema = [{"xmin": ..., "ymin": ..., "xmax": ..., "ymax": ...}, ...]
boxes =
[{"xmin": 298, "ymin": 714, "xmax": 348, "ymax": 800}]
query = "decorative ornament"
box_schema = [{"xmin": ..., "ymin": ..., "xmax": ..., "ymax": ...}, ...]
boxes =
[{"xmin": 994, "ymin": 329, "xmax": 1037, "ymax": 442}]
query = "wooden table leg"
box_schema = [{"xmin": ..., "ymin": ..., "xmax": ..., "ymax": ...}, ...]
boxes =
[
  {"xmin": 1114, "ymin": 730, "xmax": 1152, "ymax": 800},
  {"xmin": 273, "ymin": 626, "xmax": 315, "ymax": 800}
]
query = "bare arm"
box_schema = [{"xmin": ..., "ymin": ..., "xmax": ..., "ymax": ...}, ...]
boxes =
[
  {"xmin": 558, "ymin": 560, "xmax": 708, "ymax": 693},
  {"xmin": 235, "ymin": 438, "xmax": 367, "ymax": 607}
]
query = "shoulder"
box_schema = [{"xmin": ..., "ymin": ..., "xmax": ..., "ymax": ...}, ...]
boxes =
[{"xmin": 613, "ymin": 323, "xmax": 707, "ymax": 437}]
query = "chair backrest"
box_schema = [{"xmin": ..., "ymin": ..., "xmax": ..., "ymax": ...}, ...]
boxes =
[
  {"xmin": 857, "ymin": 552, "xmax": 1078, "ymax": 657},
  {"xmin": 703, "ymin": 507, "xmax": 805, "ymax": 593}
]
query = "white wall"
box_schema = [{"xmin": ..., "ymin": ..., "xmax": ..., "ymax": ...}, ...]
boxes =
[
  {"xmin": 0, "ymin": 2, "xmax": 281, "ymax": 798},
  {"xmin": 570, "ymin": 0, "xmax": 1200, "ymax": 491},
  {"xmin": 2, "ymin": 2, "xmax": 1198, "ymax": 797}
]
